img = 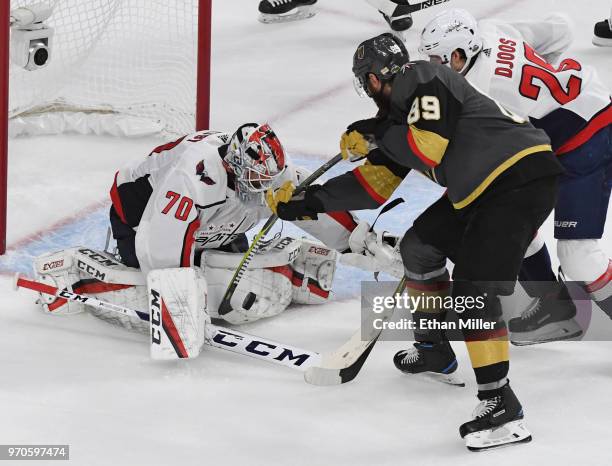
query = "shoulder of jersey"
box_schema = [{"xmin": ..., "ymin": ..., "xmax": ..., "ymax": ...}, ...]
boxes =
[{"xmin": 179, "ymin": 132, "xmax": 229, "ymax": 202}]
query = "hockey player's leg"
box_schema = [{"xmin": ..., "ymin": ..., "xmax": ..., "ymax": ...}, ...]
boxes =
[
  {"xmin": 258, "ymin": 0, "xmax": 318, "ymax": 24},
  {"xmin": 365, "ymin": 0, "xmax": 413, "ymax": 31},
  {"xmin": 511, "ymin": 235, "xmax": 582, "ymax": 345},
  {"xmin": 452, "ymin": 174, "xmax": 558, "ymax": 451},
  {"xmin": 454, "ymin": 283, "xmax": 530, "ymax": 451},
  {"xmin": 555, "ymin": 126, "xmax": 612, "ymax": 320},
  {"xmin": 559, "ymin": 240, "xmax": 612, "ymax": 319},
  {"xmin": 393, "ymin": 221, "xmax": 464, "ymax": 387},
  {"xmin": 110, "ymin": 206, "xmax": 139, "ymax": 268}
]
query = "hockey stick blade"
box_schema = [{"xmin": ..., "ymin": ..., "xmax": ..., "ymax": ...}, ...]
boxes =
[
  {"xmin": 218, "ymin": 153, "xmax": 343, "ymax": 317},
  {"xmin": 304, "ymin": 277, "xmax": 407, "ymax": 386},
  {"xmin": 304, "ymin": 331, "xmax": 379, "ymax": 385}
]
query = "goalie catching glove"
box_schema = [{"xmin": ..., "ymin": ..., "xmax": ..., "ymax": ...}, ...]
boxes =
[{"xmin": 341, "ymin": 221, "xmax": 404, "ymax": 278}]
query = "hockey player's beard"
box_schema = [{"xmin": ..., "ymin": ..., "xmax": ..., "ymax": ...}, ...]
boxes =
[{"xmin": 372, "ymin": 90, "xmax": 390, "ymax": 118}]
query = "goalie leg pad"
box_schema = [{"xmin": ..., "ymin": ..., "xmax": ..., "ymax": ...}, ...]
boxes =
[
  {"xmin": 148, "ymin": 268, "xmax": 210, "ymax": 360},
  {"xmin": 291, "ymin": 240, "xmax": 337, "ymax": 305},
  {"xmin": 87, "ymin": 285, "xmax": 149, "ymax": 333},
  {"xmin": 34, "ymin": 248, "xmax": 84, "ymax": 315}
]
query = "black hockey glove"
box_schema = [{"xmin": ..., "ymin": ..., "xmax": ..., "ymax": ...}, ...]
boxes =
[{"xmin": 346, "ymin": 117, "xmax": 393, "ymax": 139}]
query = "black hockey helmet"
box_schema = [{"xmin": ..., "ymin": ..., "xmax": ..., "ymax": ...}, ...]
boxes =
[{"xmin": 352, "ymin": 33, "xmax": 409, "ymax": 97}]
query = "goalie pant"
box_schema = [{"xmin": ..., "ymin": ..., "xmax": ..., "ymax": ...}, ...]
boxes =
[
  {"xmin": 33, "ymin": 237, "xmax": 337, "ymax": 329},
  {"xmin": 109, "ymin": 130, "xmax": 357, "ymax": 277}
]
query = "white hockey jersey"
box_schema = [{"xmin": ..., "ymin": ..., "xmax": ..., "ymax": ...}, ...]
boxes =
[
  {"xmin": 467, "ymin": 14, "xmax": 611, "ymax": 154},
  {"xmin": 111, "ymin": 130, "xmax": 356, "ymax": 275}
]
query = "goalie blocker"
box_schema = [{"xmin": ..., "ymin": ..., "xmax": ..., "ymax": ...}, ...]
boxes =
[{"xmin": 33, "ymin": 237, "xmax": 337, "ymax": 330}]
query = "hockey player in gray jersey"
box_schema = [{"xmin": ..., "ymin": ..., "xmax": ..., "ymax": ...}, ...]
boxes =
[{"xmin": 267, "ymin": 33, "xmax": 564, "ymax": 451}]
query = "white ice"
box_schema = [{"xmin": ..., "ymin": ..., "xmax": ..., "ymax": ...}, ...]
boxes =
[{"xmin": 2, "ymin": 0, "xmax": 612, "ymax": 465}]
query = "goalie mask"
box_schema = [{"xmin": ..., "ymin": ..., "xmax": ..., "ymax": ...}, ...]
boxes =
[{"xmin": 225, "ymin": 123, "xmax": 286, "ymax": 200}]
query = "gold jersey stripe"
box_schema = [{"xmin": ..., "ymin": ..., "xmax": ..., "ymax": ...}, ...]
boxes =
[
  {"xmin": 355, "ymin": 162, "xmax": 403, "ymax": 203},
  {"xmin": 466, "ymin": 339, "xmax": 509, "ymax": 368},
  {"xmin": 409, "ymin": 125, "xmax": 450, "ymax": 166},
  {"xmin": 453, "ymin": 144, "xmax": 552, "ymax": 209}
]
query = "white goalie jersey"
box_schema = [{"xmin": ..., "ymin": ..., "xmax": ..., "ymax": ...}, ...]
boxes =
[
  {"xmin": 111, "ymin": 130, "xmax": 357, "ymax": 276},
  {"xmin": 467, "ymin": 14, "xmax": 612, "ymax": 154}
]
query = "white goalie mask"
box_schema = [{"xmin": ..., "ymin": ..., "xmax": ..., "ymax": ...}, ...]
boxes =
[
  {"xmin": 224, "ymin": 123, "xmax": 286, "ymax": 201},
  {"xmin": 418, "ymin": 8, "xmax": 482, "ymax": 73}
]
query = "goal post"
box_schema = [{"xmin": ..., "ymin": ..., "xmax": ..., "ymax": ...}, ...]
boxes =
[
  {"xmin": 1, "ymin": 0, "xmax": 9, "ymax": 254},
  {"xmin": 0, "ymin": 0, "xmax": 213, "ymax": 255},
  {"xmin": 197, "ymin": 0, "xmax": 212, "ymax": 132}
]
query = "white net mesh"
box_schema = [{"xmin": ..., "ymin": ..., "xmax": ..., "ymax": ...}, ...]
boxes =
[{"xmin": 9, "ymin": 0, "xmax": 200, "ymax": 136}]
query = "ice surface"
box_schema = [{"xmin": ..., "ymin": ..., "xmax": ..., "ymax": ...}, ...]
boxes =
[{"xmin": 1, "ymin": 1, "xmax": 612, "ymax": 465}]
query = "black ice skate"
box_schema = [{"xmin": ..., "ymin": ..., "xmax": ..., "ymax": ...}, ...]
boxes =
[
  {"xmin": 393, "ymin": 341, "xmax": 464, "ymax": 386},
  {"xmin": 460, "ymin": 383, "xmax": 532, "ymax": 452},
  {"xmin": 379, "ymin": 4, "xmax": 413, "ymax": 32},
  {"xmin": 593, "ymin": 18, "xmax": 612, "ymax": 46},
  {"xmin": 509, "ymin": 280, "xmax": 582, "ymax": 346},
  {"xmin": 258, "ymin": 0, "xmax": 318, "ymax": 24}
]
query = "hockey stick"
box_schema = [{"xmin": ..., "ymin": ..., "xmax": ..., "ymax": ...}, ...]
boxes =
[
  {"xmin": 218, "ymin": 152, "xmax": 344, "ymax": 317},
  {"xmin": 16, "ymin": 274, "xmax": 404, "ymax": 384},
  {"xmin": 391, "ymin": 0, "xmax": 452, "ymax": 13},
  {"xmin": 304, "ymin": 276, "xmax": 407, "ymax": 385},
  {"xmin": 14, "ymin": 275, "xmax": 321, "ymax": 372}
]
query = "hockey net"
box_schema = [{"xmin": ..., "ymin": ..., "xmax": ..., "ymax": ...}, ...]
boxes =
[{"xmin": 0, "ymin": 0, "xmax": 211, "ymax": 252}]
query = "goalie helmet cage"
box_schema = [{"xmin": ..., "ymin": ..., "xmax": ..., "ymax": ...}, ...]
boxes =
[{"xmin": 0, "ymin": 0, "xmax": 212, "ymax": 254}]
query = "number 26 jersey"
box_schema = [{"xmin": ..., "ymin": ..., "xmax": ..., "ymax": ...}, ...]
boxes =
[{"xmin": 467, "ymin": 15, "xmax": 612, "ymax": 154}]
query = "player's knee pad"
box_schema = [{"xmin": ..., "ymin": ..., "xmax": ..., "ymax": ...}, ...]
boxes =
[
  {"xmin": 557, "ymin": 239, "xmax": 610, "ymax": 283},
  {"xmin": 399, "ymin": 228, "xmax": 447, "ymax": 280}
]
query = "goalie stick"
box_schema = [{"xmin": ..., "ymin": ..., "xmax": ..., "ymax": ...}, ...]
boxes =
[
  {"xmin": 15, "ymin": 274, "xmax": 398, "ymax": 384},
  {"xmin": 218, "ymin": 152, "xmax": 344, "ymax": 318},
  {"xmin": 14, "ymin": 274, "xmax": 320, "ymax": 371}
]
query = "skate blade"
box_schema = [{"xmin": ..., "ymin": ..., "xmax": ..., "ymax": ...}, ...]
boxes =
[
  {"xmin": 593, "ymin": 37, "xmax": 612, "ymax": 47},
  {"xmin": 403, "ymin": 370, "xmax": 465, "ymax": 387},
  {"xmin": 511, "ymin": 319, "xmax": 583, "ymax": 346},
  {"xmin": 465, "ymin": 420, "xmax": 532, "ymax": 452},
  {"xmin": 259, "ymin": 6, "xmax": 316, "ymax": 24}
]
